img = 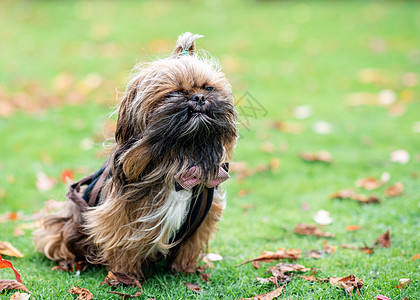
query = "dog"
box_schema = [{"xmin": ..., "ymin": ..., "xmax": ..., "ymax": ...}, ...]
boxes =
[{"xmin": 34, "ymin": 32, "xmax": 238, "ymax": 282}]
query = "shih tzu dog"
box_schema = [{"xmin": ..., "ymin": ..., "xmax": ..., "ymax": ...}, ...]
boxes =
[{"xmin": 34, "ymin": 32, "xmax": 237, "ymax": 281}]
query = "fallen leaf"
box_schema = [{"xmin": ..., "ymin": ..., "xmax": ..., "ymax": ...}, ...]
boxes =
[
  {"xmin": 385, "ymin": 182, "xmax": 404, "ymax": 197},
  {"xmin": 374, "ymin": 295, "xmax": 390, "ymax": 300},
  {"xmin": 308, "ymin": 251, "xmax": 322, "ymax": 259},
  {"xmin": 0, "ymin": 280, "xmax": 29, "ymax": 292},
  {"xmin": 300, "ymin": 151, "xmax": 332, "ymax": 163},
  {"xmin": 322, "ymin": 240, "xmax": 337, "ymax": 254},
  {"xmin": 313, "ymin": 210, "xmax": 333, "ymax": 225},
  {"xmin": 241, "ymin": 286, "xmax": 283, "ymax": 300},
  {"xmin": 68, "ymin": 285, "xmax": 93, "ymax": 300},
  {"xmin": 238, "ymin": 189, "xmax": 251, "ymax": 197},
  {"xmin": 395, "ymin": 278, "xmax": 410, "ymax": 289},
  {"xmin": 301, "ymin": 202, "xmax": 310, "ymax": 211},
  {"xmin": 402, "ymin": 72, "xmax": 418, "ymax": 87},
  {"xmin": 270, "ymin": 158, "xmax": 281, "ymax": 171},
  {"xmin": 329, "ymin": 274, "xmax": 363, "ymax": 296},
  {"xmin": 269, "ymin": 263, "xmax": 310, "ymax": 275},
  {"xmin": 300, "ymin": 275, "xmax": 329, "ymax": 283},
  {"xmin": 252, "ymin": 261, "xmax": 261, "ymax": 269},
  {"xmin": 230, "ymin": 162, "xmax": 270, "ymax": 181},
  {"xmin": 262, "ymin": 141, "xmax": 275, "ymax": 154},
  {"xmin": 13, "ymin": 228, "xmax": 25, "ymax": 237},
  {"xmin": 60, "ymin": 169, "xmax": 74, "ymax": 183},
  {"xmin": 346, "ymin": 225, "xmax": 361, "ymax": 231},
  {"xmin": 236, "ymin": 248, "xmax": 301, "ymax": 267},
  {"xmin": 8, "ymin": 212, "xmax": 19, "ymax": 221},
  {"xmin": 293, "ymin": 105, "xmax": 313, "ymax": 119},
  {"xmin": 294, "ymin": 224, "xmax": 334, "ymax": 238},
  {"xmin": 272, "ymin": 121, "xmax": 304, "ymax": 134},
  {"xmin": 36, "ymin": 172, "xmax": 57, "ymax": 192},
  {"xmin": 184, "ymin": 282, "xmax": 201, "ymax": 293},
  {"xmin": 0, "ymin": 254, "xmax": 22, "ymax": 282},
  {"xmin": 390, "ymin": 149, "xmax": 410, "ymax": 164},
  {"xmin": 205, "ymin": 253, "xmax": 223, "ymax": 262},
  {"xmin": 412, "ymin": 254, "xmax": 420, "ymax": 261},
  {"xmin": 330, "ymin": 189, "xmax": 381, "ymax": 204},
  {"xmin": 9, "ymin": 292, "xmax": 31, "ymax": 300},
  {"xmin": 340, "ymin": 244, "xmax": 359, "ymax": 250},
  {"xmin": 198, "ymin": 271, "xmax": 211, "ymax": 282},
  {"xmin": 360, "ymin": 245, "xmax": 374, "ymax": 255},
  {"xmin": 313, "ymin": 121, "xmax": 332, "ymax": 135},
  {"xmin": 356, "ymin": 177, "xmax": 382, "ymax": 190},
  {"xmin": 375, "ymin": 230, "xmax": 391, "ymax": 248}
]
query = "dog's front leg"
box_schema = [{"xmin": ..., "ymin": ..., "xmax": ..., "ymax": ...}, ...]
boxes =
[{"xmin": 169, "ymin": 191, "xmax": 225, "ymax": 273}]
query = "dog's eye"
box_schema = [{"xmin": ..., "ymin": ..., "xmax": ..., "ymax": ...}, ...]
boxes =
[{"xmin": 205, "ymin": 86, "xmax": 215, "ymax": 92}]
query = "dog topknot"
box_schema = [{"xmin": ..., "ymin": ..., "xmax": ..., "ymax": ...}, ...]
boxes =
[{"xmin": 172, "ymin": 32, "xmax": 204, "ymax": 57}]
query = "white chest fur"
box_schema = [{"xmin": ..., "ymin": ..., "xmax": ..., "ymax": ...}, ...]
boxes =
[{"xmin": 165, "ymin": 189, "xmax": 193, "ymax": 237}]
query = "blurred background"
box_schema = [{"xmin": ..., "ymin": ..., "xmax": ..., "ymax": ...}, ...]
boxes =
[
  {"xmin": 0, "ymin": 0, "xmax": 419, "ymax": 219},
  {"xmin": 0, "ymin": 1, "xmax": 419, "ymax": 298}
]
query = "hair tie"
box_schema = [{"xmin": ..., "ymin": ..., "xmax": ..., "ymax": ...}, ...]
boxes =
[{"xmin": 181, "ymin": 49, "xmax": 189, "ymax": 56}]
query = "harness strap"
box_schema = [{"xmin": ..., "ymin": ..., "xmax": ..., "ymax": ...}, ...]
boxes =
[{"xmin": 66, "ymin": 161, "xmax": 111, "ymax": 211}]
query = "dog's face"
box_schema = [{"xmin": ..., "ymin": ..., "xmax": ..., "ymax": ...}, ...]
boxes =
[{"xmin": 115, "ymin": 55, "xmax": 237, "ymax": 182}]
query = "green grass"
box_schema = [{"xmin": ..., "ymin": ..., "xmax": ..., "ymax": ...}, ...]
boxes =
[{"xmin": 0, "ymin": 0, "xmax": 419, "ymax": 299}]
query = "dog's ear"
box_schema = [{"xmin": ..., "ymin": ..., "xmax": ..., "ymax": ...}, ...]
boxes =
[
  {"xmin": 172, "ymin": 32, "xmax": 204, "ymax": 58},
  {"xmin": 115, "ymin": 80, "xmax": 139, "ymax": 145},
  {"xmin": 120, "ymin": 142, "xmax": 151, "ymax": 181}
]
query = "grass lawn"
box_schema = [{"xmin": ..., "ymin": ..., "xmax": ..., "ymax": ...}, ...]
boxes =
[{"xmin": 0, "ymin": 0, "xmax": 419, "ymax": 299}]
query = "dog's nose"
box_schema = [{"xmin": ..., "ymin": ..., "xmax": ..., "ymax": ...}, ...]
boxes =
[{"xmin": 192, "ymin": 94, "xmax": 206, "ymax": 106}]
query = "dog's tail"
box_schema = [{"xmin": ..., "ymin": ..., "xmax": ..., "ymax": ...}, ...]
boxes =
[{"xmin": 172, "ymin": 32, "xmax": 204, "ymax": 58}]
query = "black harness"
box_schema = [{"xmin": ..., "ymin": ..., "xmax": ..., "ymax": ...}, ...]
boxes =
[{"xmin": 66, "ymin": 162, "xmax": 228, "ymax": 246}]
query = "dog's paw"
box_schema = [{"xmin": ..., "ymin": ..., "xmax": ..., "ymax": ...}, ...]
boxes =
[{"xmin": 169, "ymin": 261, "xmax": 197, "ymax": 274}]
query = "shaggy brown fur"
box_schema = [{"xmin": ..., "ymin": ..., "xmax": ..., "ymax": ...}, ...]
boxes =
[{"xmin": 34, "ymin": 32, "xmax": 237, "ymax": 281}]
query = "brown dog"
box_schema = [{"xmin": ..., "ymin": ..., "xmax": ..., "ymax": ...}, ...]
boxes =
[{"xmin": 34, "ymin": 32, "xmax": 237, "ymax": 281}]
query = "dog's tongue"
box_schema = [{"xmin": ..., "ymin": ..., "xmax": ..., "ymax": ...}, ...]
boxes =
[{"xmin": 174, "ymin": 166, "xmax": 229, "ymax": 190}]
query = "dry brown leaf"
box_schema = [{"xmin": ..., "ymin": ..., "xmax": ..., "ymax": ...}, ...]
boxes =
[
  {"xmin": 330, "ymin": 189, "xmax": 381, "ymax": 204},
  {"xmin": 412, "ymin": 254, "xmax": 420, "ymax": 261},
  {"xmin": 270, "ymin": 158, "xmax": 281, "ymax": 171},
  {"xmin": 272, "ymin": 121, "xmax": 304, "ymax": 134},
  {"xmin": 346, "ymin": 225, "xmax": 361, "ymax": 231},
  {"xmin": 322, "ymin": 240, "xmax": 337, "ymax": 254},
  {"xmin": 238, "ymin": 189, "xmax": 251, "ymax": 197},
  {"xmin": 0, "ymin": 242, "xmax": 23, "ymax": 258},
  {"xmin": 12, "ymin": 228, "xmax": 25, "ymax": 237},
  {"xmin": 68, "ymin": 285, "xmax": 93, "ymax": 300},
  {"xmin": 230, "ymin": 162, "xmax": 270, "ymax": 181},
  {"xmin": 300, "ymin": 151, "xmax": 332, "ymax": 163},
  {"xmin": 307, "ymin": 250, "xmax": 322, "ymax": 259},
  {"xmin": 9, "ymin": 292, "xmax": 31, "ymax": 300},
  {"xmin": 385, "ymin": 182, "xmax": 404, "ymax": 197},
  {"xmin": 294, "ymin": 223, "xmax": 334, "ymax": 238},
  {"xmin": 35, "ymin": 172, "xmax": 57, "ymax": 192},
  {"xmin": 0, "ymin": 280, "xmax": 29, "ymax": 293},
  {"xmin": 241, "ymin": 286, "xmax": 283, "ymax": 300},
  {"xmin": 329, "ymin": 275, "xmax": 363, "ymax": 295},
  {"xmin": 300, "ymin": 275, "xmax": 329, "ymax": 283},
  {"xmin": 360, "ymin": 245, "xmax": 374, "ymax": 255},
  {"xmin": 262, "ymin": 141, "xmax": 275, "ymax": 154},
  {"xmin": 375, "ymin": 230, "xmax": 391, "ymax": 248},
  {"xmin": 356, "ymin": 177, "xmax": 382, "ymax": 190},
  {"xmin": 269, "ymin": 263, "xmax": 310, "ymax": 275},
  {"xmin": 395, "ymin": 278, "xmax": 410, "ymax": 289},
  {"xmin": 252, "ymin": 261, "xmax": 261, "ymax": 269},
  {"xmin": 236, "ymin": 248, "xmax": 301, "ymax": 267},
  {"xmin": 184, "ymin": 282, "xmax": 201, "ymax": 293}
]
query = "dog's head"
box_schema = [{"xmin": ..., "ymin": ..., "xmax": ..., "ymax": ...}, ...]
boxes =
[{"xmin": 115, "ymin": 33, "xmax": 237, "ymax": 183}]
